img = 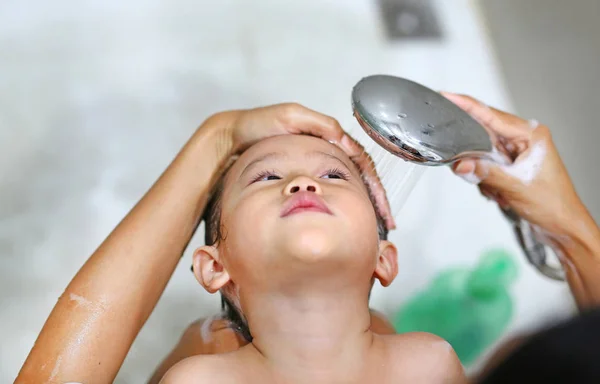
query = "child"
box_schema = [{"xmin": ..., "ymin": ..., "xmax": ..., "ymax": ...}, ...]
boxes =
[{"xmin": 161, "ymin": 134, "xmax": 466, "ymax": 383}]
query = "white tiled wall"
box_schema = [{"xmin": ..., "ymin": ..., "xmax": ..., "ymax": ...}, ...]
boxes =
[{"xmin": 0, "ymin": 0, "xmax": 575, "ymax": 381}]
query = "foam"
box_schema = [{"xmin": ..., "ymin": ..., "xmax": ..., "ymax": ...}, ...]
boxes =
[
  {"xmin": 200, "ymin": 313, "xmax": 223, "ymax": 342},
  {"xmin": 489, "ymin": 147, "xmax": 511, "ymax": 165},
  {"xmin": 48, "ymin": 355, "xmax": 62, "ymax": 381},
  {"xmin": 69, "ymin": 293, "xmax": 92, "ymax": 308},
  {"xmin": 499, "ymin": 141, "xmax": 546, "ymax": 185},
  {"xmin": 528, "ymin": 119, "xmax": 539, "ymax": 130},
  {"xmin": 64, "ymin": 293, "xmax": 109, "ymax": 358}
]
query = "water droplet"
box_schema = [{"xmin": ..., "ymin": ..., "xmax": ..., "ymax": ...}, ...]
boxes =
[
  {"xmin": 398, "ymin": 113, "xmax": 407, "ymax": 118},
  {"xmin": 427, "ymin": 123, "xmax": 435, "ymax": 128}
]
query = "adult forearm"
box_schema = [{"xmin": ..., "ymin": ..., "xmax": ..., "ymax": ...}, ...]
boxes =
[
  {"xmin": 557, "ymin": 204, "xmax": 600, "ymax": 310},
  {"xmin": 17, "ymin": 115, "xmax": 234, "ymax": 383}
]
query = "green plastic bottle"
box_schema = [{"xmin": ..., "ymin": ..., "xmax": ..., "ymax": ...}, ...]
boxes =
[{"xmin": 393, "ymin": 249, "xmax": 518, "ymax": 365}]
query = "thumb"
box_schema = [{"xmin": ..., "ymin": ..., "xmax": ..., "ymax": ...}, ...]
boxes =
[
  {"xmin": 454, "ymin": 158, "xmax": 521, "ymax": 193},
  {"xmin": 474, "ymin": 159, "xmax": 523, "ymax": 195}
]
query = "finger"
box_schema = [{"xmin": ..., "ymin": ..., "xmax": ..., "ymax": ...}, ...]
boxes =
[
  {"xmin": 452, "ymin": 159, "xmax": 476, "ymax": 175},
  {"xmin": 278, "ymin": 103, "xmax": 348, "ymax": 145},
  {"xmin": 440, "ymin": 92, "xmax": 532, "ymax": 140},
  {"xmin": 278, "ymin": 103, "xmax": 368, "ymax": 158},
  {"xmin": 497, "ymin": 135, "xmax": 528, "ymax": 160},
  {"xmin": 452, "ymin": 159, "xmax": 482, "ymax": 184},
  {"xmin": 453, "ymin": 156, "xmax": 513, "ymax": 184},
  {"xmin": 471, "ymin": 158, "xmax": 525, "ymax": 198},
  {"xmin": 453, "ymin": 158, "xmax": 513, "ymax": 206}
]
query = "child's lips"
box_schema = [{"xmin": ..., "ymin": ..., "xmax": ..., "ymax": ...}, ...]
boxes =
[{"xmin": 280, "ymin": 192, "xmax": 332, "ymax": 217}]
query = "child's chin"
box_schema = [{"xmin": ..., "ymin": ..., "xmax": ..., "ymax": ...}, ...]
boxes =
[{"xmin": 279, "ymin": 226, "xmax": 343, "ymax": 262}]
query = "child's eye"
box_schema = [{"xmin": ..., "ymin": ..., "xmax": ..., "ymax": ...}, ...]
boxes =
[
  {"xmin": 251, "ymin": 170, "xmax": 281, "ymax": 183},
  {"xmin": 321, "ymin": 168, "xmax": 350, "ymax": 180}
]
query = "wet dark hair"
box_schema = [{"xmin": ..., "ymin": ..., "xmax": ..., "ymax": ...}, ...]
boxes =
[{"xmin": 201, "ymin": 158, "xmax": 389, "ymax": 342}]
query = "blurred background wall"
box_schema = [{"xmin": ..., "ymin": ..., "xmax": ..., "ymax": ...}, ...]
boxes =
[
  {"xmin": 1, "ymin": 0, "xmax": 590, "ymax": 381},
  {"xmin": 479, "ymin": 0, "xmax": 600, "ymax": 222}
]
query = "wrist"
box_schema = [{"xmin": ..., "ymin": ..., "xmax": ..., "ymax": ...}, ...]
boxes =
[
  {"xmin": 180, "ymin": 113, "xmax": 237, "ymax": 194},
  {"xmin": 195, "ymin": 111, "xmax": 237, "ymax": 157}
]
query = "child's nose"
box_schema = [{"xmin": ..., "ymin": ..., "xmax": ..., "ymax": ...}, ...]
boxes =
[{"xmin": 284, "ymin": 175, "xmax": 322, "ymax": 195}]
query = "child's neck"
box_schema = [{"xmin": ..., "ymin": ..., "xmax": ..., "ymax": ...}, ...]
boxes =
[{"xmin": 242, "ymin": 284, "xmax": 376, "ymax": 382}]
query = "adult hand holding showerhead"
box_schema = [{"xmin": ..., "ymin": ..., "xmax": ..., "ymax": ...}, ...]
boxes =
[
  {"xmin": 445, "ymin": 93, "xmax": 577, "ymax": 231},
  {"xmin": 445, "ymin": 92, "xmax": 600, "ymax": 308}
]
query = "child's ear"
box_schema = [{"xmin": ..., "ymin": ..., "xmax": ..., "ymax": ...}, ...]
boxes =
[
  {"xmin": 192, "ymin": 245, "xmax": 231, "ymax": 293},
  {"xmin": 374, "ymin": 240, "xmax": 398, "ymax": 287}
]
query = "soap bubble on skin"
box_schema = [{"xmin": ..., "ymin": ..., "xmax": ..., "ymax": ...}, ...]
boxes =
[
  {"xmin": 488, "ymin": 147, "xmax": 511, "ymax": 166},
  {"xmin": 69, "ymin": 293, "xmax": 93, "ymax": 308},
  {"xmin": 499, "ymin": 141, "xmax": 547, "ymax": 185},
  {"xmin": 48, "ymin": 355, "xmax": 62, "ymax": 382},
  {"xmin": 528, "ymin": 119, "xmax": 539, "ymax": 130},
  {"xmin": 200, "ymin": 312, "xmax": 225, "ymax": 342},
  {"xmin": 481, "ymin": 121, "xmax": 546, "ymax": 185}
]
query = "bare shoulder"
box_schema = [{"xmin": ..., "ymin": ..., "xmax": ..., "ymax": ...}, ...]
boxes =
[
  {"xmin": 381, "ymin": 332, "xmax": 467, "ymax": 383},
  {"xmin": 159, "ymin": 354, "xmax": 236, "ymax": 384}
]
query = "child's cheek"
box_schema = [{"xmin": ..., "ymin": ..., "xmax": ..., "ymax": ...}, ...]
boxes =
[{"xmin": 222, "ymin": 197, "xmax": 276, "ymax": 270}]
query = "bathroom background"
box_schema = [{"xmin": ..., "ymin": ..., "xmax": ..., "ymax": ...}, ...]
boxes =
[{"xmin": 1, "ymin": 0, "xmax": 597, "ymax": 381}]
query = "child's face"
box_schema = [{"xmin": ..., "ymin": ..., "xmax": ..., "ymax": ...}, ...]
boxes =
[{"xmin": 215, "ymin": 134, "xmax": 386, "ymax": 288}]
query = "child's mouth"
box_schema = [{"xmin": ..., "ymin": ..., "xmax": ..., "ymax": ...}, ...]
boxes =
[{"xmin": 280, "ymin": 192, "xmax": 332, "ymax": 217}]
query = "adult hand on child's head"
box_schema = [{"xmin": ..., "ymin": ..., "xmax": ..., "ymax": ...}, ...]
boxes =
[
  {"xmin": 442, "ymin": 92, "xmax": 585, "ymax": 237},
  {"xmin": 205, "ymin": 103, "xmax": 395, "ymax": 229}
]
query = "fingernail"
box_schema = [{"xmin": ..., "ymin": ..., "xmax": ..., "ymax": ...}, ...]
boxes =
[
  {"xmin": 454, "ymin": 162, "xmax": 467, "ymax": 174},
  {"xmin": 454, "ymin": 160, "xmax": 475, "ymax": 175}
]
